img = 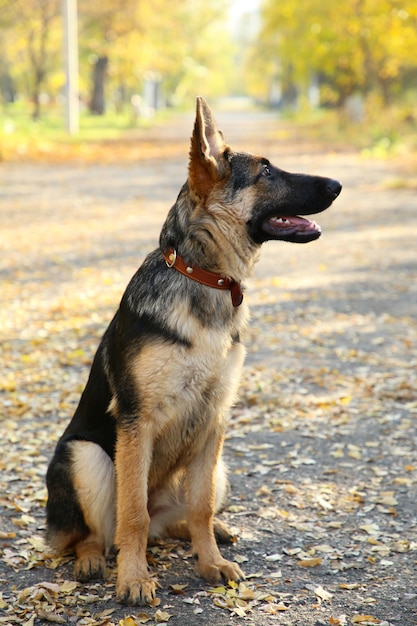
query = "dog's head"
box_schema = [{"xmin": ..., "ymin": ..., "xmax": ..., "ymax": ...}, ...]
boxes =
[{"xmin": 188, "ymin": 96, "xmax": 341, "ymax": 246}]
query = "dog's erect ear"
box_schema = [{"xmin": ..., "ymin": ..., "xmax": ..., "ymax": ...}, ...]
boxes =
[{"xmin": 189, "ymin": 96, "xmax": 227, "ymax": 199}]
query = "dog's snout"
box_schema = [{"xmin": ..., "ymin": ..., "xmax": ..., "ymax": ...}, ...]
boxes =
[{"xmin": 326, "ymin": 178, "xmax": 342, "ymax": 199}]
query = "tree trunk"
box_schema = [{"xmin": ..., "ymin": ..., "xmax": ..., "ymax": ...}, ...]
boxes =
[
  {"xmin": 32, "ymin": 68, "xmax": 45, "ymax": 120},
  {"xmin": 90, "ymin": 56, "xmax": 108, "ymax": 115},
  {"xmin": 32, "ymin": 92, "xmax": 41, "ymax": 120}
]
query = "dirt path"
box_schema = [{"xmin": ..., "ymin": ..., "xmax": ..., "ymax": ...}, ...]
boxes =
[{"xmin": 1, "ymin": 110, "xmax": 416, "ymax": 626}]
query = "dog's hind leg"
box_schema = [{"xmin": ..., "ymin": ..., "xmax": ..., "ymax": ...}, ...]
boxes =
[
  {"xmin": 71, "ymin": 441, "xmax": 115, "ymax": 580},
  {"xmin": 150, "ymin": 458, "xmax": 235, "ymax": 544},
  {"xmin": 46, "ymin": 440, "xmax": 115, "ymax": 581}
]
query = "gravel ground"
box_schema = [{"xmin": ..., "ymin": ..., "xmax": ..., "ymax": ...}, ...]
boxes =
[{"xmin": 1, "ymin": 110, "xmax": 416, "ymax": 626}]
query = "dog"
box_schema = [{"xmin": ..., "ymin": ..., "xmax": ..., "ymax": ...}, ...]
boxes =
[{"xmin": 46, "ymin": 96, "xmax": 341, "ymax": 606}]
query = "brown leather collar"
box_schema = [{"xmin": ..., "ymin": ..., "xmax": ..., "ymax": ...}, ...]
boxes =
[{"xmin": 162, "ymin": 247, "xmax": 243, "ymax": 307}]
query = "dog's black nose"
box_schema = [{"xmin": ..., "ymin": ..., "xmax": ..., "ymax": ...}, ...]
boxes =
[{"xmin": 326, "ymin": 178, "xmax": 342, "ymax": 199}]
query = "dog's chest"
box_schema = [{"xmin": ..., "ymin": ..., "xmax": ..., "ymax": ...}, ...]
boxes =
[{"xmin": 132, "ymin": 327, "xmax": 245, "ymax": 464}]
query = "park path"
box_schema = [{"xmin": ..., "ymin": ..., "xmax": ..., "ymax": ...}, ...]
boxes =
[{"xmin": 0, "ymin": 109, "xmax": 416, "ymax": 625}]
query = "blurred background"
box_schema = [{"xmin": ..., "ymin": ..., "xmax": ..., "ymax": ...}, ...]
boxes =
[{"xmin": 0, "ymin": 0, "xmax": 416, "ymax": 159}]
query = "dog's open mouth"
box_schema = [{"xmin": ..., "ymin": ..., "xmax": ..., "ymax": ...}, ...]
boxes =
[{"xmin": 262, "ymin": 215, "xmax": 322, "ymax": 243}]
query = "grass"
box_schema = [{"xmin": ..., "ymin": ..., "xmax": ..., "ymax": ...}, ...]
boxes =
[
  {"xmin": 1, "ymin": 99, "xmax": 417, "ymax": 165},
  {"xmin": 0, "ymin": 101, "xmax": 162, "ymax": 161},
  {"xmin": 1, "ymin": 101, "xmax": 147, "ymax": 138}
]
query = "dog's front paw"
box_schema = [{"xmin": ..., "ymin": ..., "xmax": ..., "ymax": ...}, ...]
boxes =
[
  {"xmin": 116, "ymin": 577, "xmax": 157, "ymax": 606},
  {"xmin": 197, "ymin": 558, "xmax": 245, "ymax": 584},
  {"xmin": 75, "ymin": 553, "xmax": 106, "ymax": 582}
]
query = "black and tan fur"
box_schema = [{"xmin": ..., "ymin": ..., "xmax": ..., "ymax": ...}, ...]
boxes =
[{"xmin": 46, "ymin": 97, "xmax": 341, "ymax": 605}]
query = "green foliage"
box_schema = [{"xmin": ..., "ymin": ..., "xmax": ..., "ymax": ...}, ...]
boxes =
[
  {"xmin": 0, "ymin": 0, "xmax": 62, "ymax": 118},
  {"xmin": 247, "ymin": 0, "xmax": 417, "ymax": 108},
  {"xmin": 0, "ymin": 0, "xmax": 233, "ymax": 119}
]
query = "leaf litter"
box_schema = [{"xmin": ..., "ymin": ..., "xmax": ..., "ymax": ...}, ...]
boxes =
[{"xmin": 1, "ymin": 126, "xmax": 417, "ymax": 625}]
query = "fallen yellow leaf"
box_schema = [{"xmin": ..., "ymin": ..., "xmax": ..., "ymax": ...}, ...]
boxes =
[
  {"xmin": 340, "ymin": 583, "xmax": 360, "ymax": 590},
  {"xmin": 233, "ymin": 606, "xmax": 248, "ymax": 617},
  {"xmin": 314, "ymin": 585, "xmax": 333, "ymax": 601},
  {"xmin": 340, "ymin": 396, "xmax": 352, "ymax": 405},
  {"xmin": 377, "ymin": 492, "xmax": 398, "ymax": 506},
  {"xmin": 36, "ymin": 610, "xmax": 66, "ymax": 624},
  {"xmin": 169, "ymin": 584, "xmax": 188, "ymax": 594},
  {"xmin": 12, "ymin": 514, "xmax": 36, "ymax": 528},
  {"xmin": 298, "ymin": 557, "xmax": 323, "ymax": 567},
  {"xmin": 135, "ymin": 614, "xmax": 152, "ymax": 624},
  {"xmin": 359, "ymin": 523, "xmax": 380, "ymax": 536},
  {"xmin": 347, "ymin": 445, "xmax": 362, "ymax": 460},
  {"xmin": 155, "ymin": 609, "xmax": 173, "ymax": 623},
  {"xmin": 59, "ymin": 580, "xmax": 78, "ymax": 593},
  {"xmin": 119, "ymin": 618, "xmax": 138, "ymax": 626},
  {"xmin": 0, "ymin": 531, "xmax": 16, "ymax": 539},
  {"xmin": 262, "ymin": 602, "xmax": 287, "ymax": 614},
  {"xmin": 238, "ymin": 582, "xmax": 255, "ymax": 600}
]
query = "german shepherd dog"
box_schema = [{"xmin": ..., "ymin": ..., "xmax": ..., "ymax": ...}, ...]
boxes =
[{"xmin": 46, "ymin": 97, "xmax": 341, "ymax": 605}]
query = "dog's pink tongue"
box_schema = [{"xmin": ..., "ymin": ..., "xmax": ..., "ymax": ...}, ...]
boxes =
[
  {"xmin": 273, "ymin": 216, "xmax": 310, "ymax": 226},
  {"xmin": 269, "ymin": 215, "xmax": 319, "ymax": 230},
  {"xmin": 263, "ymin": 214, "xmax": 322, "ymax": 241},
  {"xmin": 288, "ymin": 216, "xmax": 309, "ymax": 225}
]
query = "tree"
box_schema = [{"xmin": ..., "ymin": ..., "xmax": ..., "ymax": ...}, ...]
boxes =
[
  {"xmin": 0, "ymin": 0, "xmax": 234, "ymax": 117},
  {"xmin": 90, "ymin": 56, "xmax": 108, "ymax": 114},
  {"xmin": 1, "ymin": 0, "xmax": 61, "ymax": 119},
  {"xmin": 76, "ymin": 0, "xmax": 233, "ymax": 112},
  {"xmin": 247, "ymin": 0, "xmax": 417, "ymax": 108},
  {"xmin": 77, "ymin": 0, "xmax": 140, "ymax": 113}
]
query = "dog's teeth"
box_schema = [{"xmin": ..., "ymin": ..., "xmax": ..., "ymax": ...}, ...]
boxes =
[{"xmin": 274, "ymin": 217, "xmax": 289, "ymax": 224}]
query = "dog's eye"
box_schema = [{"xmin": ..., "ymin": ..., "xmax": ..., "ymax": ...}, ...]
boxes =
[{"xmin": 262, "ymin": 164, "xmax": 271, "ymax": 177}]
